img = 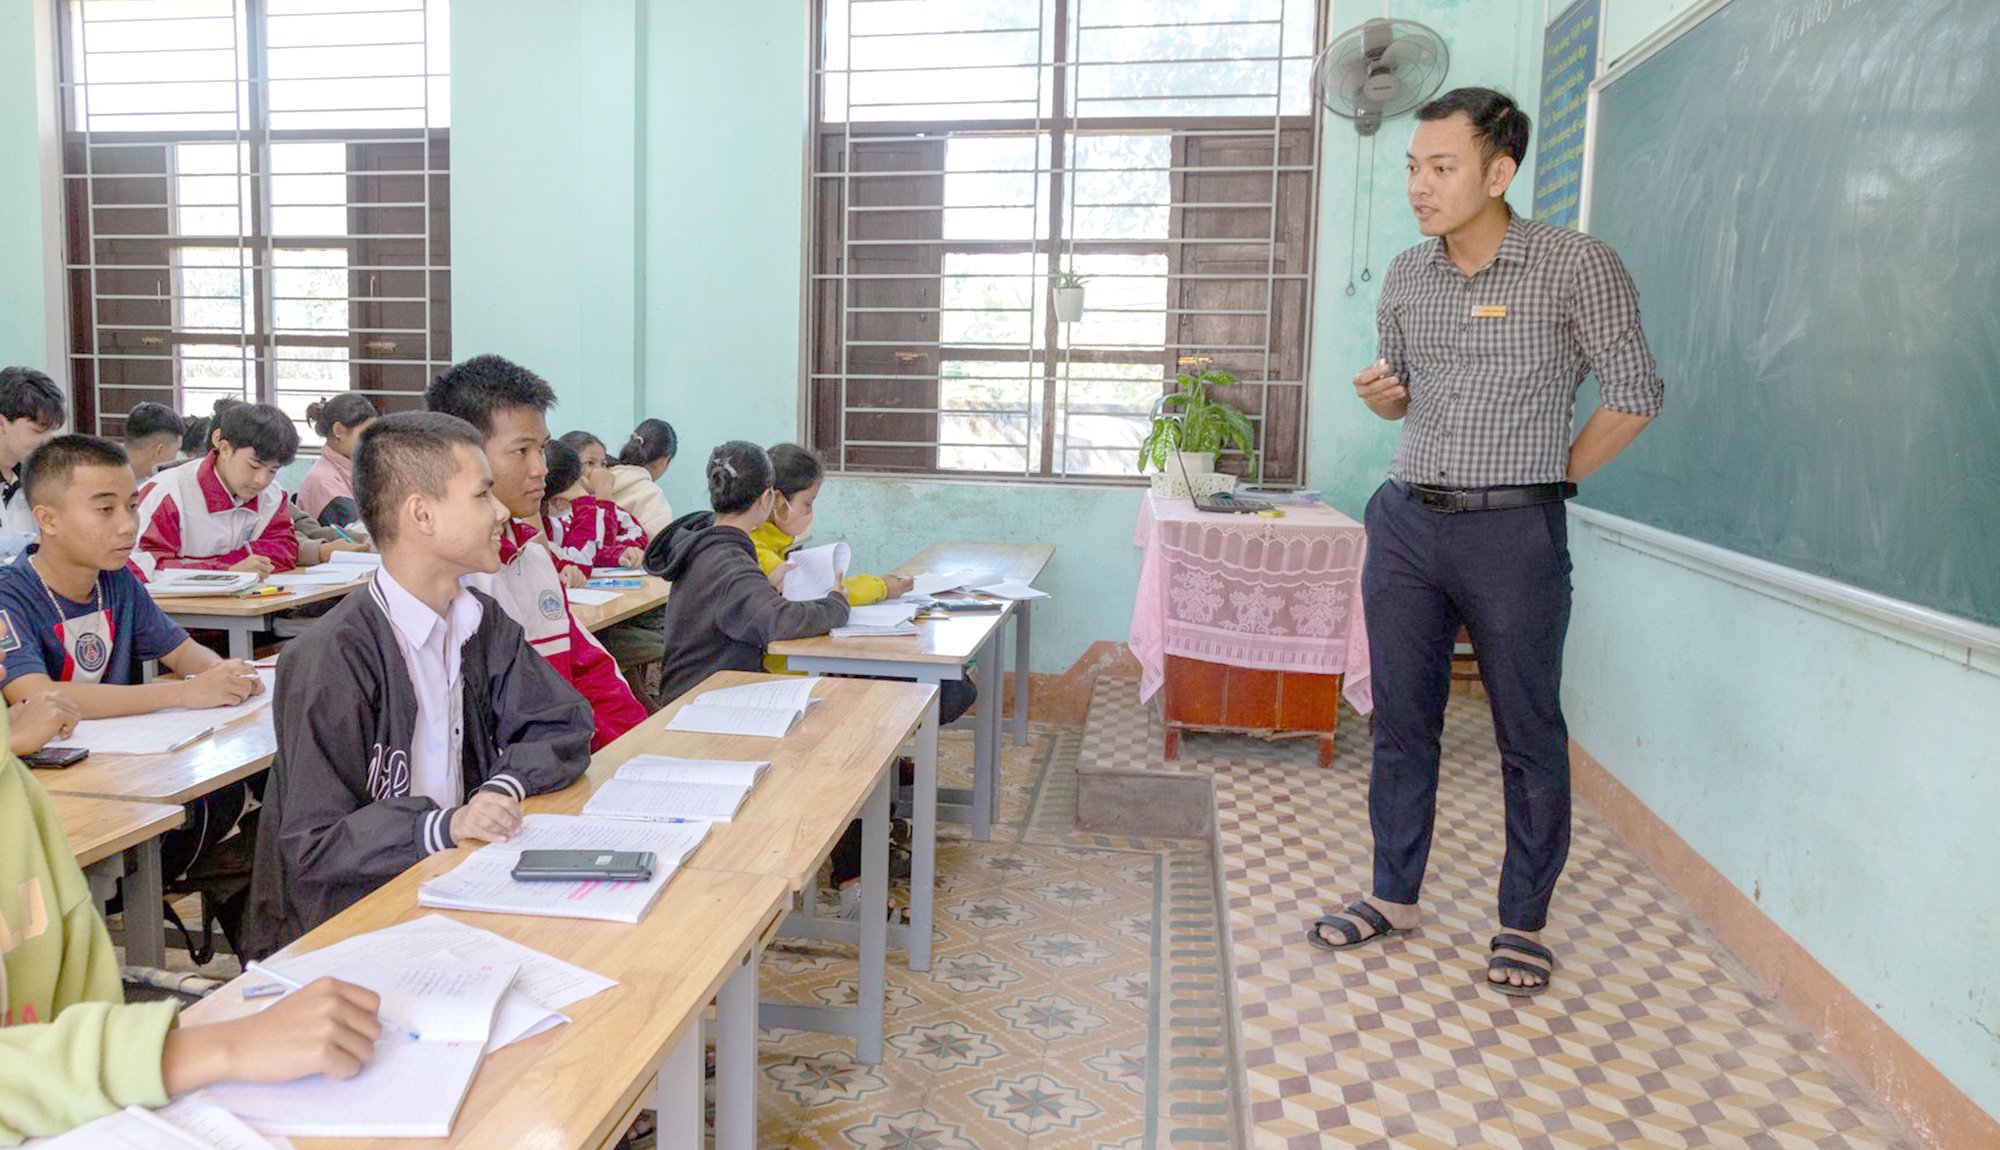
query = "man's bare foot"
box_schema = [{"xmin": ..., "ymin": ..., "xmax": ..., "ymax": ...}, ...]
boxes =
[
  {"xmin": 1308, "ymin": 895, "xmax": 1420, "ymax": 950},
  {"xmin": 1487, "ymin": 931, "xmax": 1554, "ymax": 994}
]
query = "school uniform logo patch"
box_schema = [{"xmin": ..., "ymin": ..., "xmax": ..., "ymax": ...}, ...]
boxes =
[
  {"xmin": 72, "ymin": 631, "xmax": 109, "ymax": 676},
  {"xmin": 0, "ymin": 610, "xmax": 18, "ymax": 654},
  {"xmin": 538, "ymin": 589, "xmax": 564, "ymax": 620}
]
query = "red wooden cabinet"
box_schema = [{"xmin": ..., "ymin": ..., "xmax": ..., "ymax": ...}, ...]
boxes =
[{"xmin": 1161, "ymin": 655, "xmax": 1341, "ymax": 768}]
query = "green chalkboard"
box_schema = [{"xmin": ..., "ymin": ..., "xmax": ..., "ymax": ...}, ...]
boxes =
[{"xmin": 1581, "ymin": 0, "xmax": 2000, "ymax": 627}]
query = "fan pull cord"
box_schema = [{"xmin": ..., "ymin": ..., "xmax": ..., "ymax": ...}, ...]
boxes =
[
  {"xmin": 1345, "ymin": 133, "xmax": 1363, "ymax": 296},
  {"xmin": 1360, "ymin": 134, "xmax": 1378, "ymax": 284}
]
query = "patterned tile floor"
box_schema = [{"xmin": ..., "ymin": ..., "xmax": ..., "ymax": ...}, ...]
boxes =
[
  {"xmin": 1079, "ymin": 675, "xmax": 1918, "ymax": 1150},
  {"xmin": 754, "ymin": 717, "xmax": 1229, "ymax": 1149}
]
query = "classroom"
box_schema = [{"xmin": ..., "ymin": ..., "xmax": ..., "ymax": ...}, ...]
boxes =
[{"xmin": 0, "ymin": 0, "xmax": 1993, "ymax": 1147}]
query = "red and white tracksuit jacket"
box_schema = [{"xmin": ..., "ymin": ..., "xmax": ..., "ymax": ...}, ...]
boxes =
[
  {"xmin": 132, "ymin": 454, "xmax": 298, "ymax": 580},
  {"xmin": 543, "ymin": 496, "xmax": 649, "ymax": 574},
  {"xmin": 465, "ymin": 520, "xmax": 646, "ymax": 750}
]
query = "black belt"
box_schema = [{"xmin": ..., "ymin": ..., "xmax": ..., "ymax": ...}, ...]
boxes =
[{"xmin": 1401, "ymin": 481, "xmax": 1576, "ymax": 513}]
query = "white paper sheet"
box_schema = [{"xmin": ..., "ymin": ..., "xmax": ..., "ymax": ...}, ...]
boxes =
[
  {"xmin": 663, "ymin": 704, "xmax": 799, "ymax": 738},
  {"xmin": 909, "ymin": 568, "xmax": 1003, "ymax": 596},
  {"xmin": 980, "ymin": 580, "xmax": 1049, "ymax": 600},
  {"xmin": 416, "ymin": 815, "xmax": 709, "ymax": 924},
  {"xmin": 615, "ymin": 754, "xmax": 768, "ymax": 787},
  {"xmin": 323, "ymin": 550, "xmax": 382, "ymax": 568},
  {"xmin": 29, "ymin": 1099, "xmax": 283, "ymax": 1149},
  {"xmin": 846, "ymin": 603, "xmax": 916, "ymax": 627},
  {"xmin": 584, "ymin": 777, "xmax": 750, "ymax": 823},
  {"xmin": 262, "ymin": 568, "xmax": 366, "ymax": 588},
  {"xmin": 564, "ymin": 586, "xmax": 620, "ymax": 606},
  {"xmin": 201, "ymin": 1036, "xmax": 484, "ymax": 1138},
  {"xmin": 780, "ymin": 541, "xmax": 852, "ymax": 601},
  {"xmin": 65, "ymin": 670, "xmax": 276, "ymax": 755},
  {"xmin": 695, "ymin": 678, "xmax": 818, "ymax": 711}
]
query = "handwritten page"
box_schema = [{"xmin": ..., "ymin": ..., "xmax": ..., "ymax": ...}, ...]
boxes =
[
  {"xmin": 200, "ymin": 1035, "xmax": 483, "ymax": 1138},
  {"xmin": 417, "ymin": 815, "xmax": 709, "ymax": 924},
  {"xmin": 616, "ymin": 754, "xmax": 768, "ymax": 787},
  {"xmin": 29, "ymin": 1099, "xmax": 282, "ymax": 1149},
  {"xmin": 64, "ymin": 670, "xmax": 276, "ymax": 755},
  {"xmin": 696, "ymin": 678, "xmax": 818, "ymax": 711},
  {"xmin": 565, "ymin": 586, "xmax": 621, "ymax": 606},
  {"xmin": 664, "ymin": 704, "xmax": 799, "ymax": 738},
  {"xmin": 583, "ymin": 777, "xmax": 750, "ymax": 823},
  {"xmin": 781, "ymin": 541, "xmax": 852, "ymax": 601},
  {"xmin": 290, "ymin": 913, "xmax": 615, "ymax": 1012}
]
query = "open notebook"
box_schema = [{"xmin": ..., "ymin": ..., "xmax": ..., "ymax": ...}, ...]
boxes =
[
  {"xmin": 582, "ymin": 754, "xmax": 769, "ymax": 824},
  {"xmin": 28, "ymin": 1098, "xmax": 279, "ymax": 1150},
  {"xmin": 780, "ymin": 541, "xmax": 851, "ymax": 601},
  {"xmin": 199, "ymin": 959, "xmax": 518, "ymax": 1138},
  {"xmin": 418, "ymin": 814, "xmax": 710, "ymax": 923},
  {"xmin": 833, "ymin": 602, "xmax": 918, "ymax": 637},
  {"xmin": 663, "ymin": 677, "xmax": 822, "ymax": 738}
]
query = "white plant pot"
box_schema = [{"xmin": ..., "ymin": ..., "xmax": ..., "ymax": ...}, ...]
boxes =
[
  {"xmin": 1053, "ymin": 285, "xmax": 1086, "ymax": 323},
  {"xmin": 1172, "ymin": 451, "xmax": 1216, "ymax": 476}
]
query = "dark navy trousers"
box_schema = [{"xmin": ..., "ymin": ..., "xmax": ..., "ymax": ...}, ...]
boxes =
[{"xmin": 1361, "ymin": 480, "xmax": 1573, "ymax": 932}]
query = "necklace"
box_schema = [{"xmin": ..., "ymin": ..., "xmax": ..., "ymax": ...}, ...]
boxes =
[{"xmin": 28, "ymin": 554, "xmax": 103, "ymax": 619}]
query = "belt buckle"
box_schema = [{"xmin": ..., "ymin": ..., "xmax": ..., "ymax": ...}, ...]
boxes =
[{"xmin": 1418, "ymin": 486, "xmax": 1465, "ymax": 513}]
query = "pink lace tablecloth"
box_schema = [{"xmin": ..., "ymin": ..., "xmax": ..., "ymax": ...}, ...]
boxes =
[{"xmin": 1129, "ymin": 493, "xmax": 1372, "ymax": 713}]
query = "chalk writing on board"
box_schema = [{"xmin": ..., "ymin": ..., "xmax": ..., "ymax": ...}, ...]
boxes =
[{"xmin": 1532, "ymin": 0, "xmax": 1600, "ymax": 229}]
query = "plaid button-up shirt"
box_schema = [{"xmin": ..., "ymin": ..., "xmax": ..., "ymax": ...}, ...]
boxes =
[{"xmin": 1376, "ymin": 213, "xmax": 1664, "ymax": 488}]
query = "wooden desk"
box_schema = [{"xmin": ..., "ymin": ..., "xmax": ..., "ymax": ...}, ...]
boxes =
[
  {"xmin": 891, "ymin": 540, "xmax": 1054, "ymax": 745},
  {"xmin": 569, "ymin": 576, "xmax": 670, "ymax": 633},
  {"xmin": 50, "ymin": 793, "xmax": 182, "ymax": 968},
  {"xmin": 32, "ymin": 705, "xmax": 275, "ymax": 805},
  {"xmin": 156, "ymin": 574, "xmax": 369, "ymax": 659},
  {"xmin": 771, "ymin": 609, "xmax": 1007, "ymax": 843},
  {"xmin": 551, "ymin": 672, "xmax": 936, "ymax": 1067},
  {"xmin": 183, "ymin": 861, "xmax": 789, "ymax": 1150}
]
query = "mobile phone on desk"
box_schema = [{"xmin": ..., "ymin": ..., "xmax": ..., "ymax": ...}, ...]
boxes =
[
  {"xmin": 24, "ymin": 746, "xmax": 88, "ymax": 768},
  {"xmin": 512, "ymin": 849, "xmax": 655, "ymax": 882}
]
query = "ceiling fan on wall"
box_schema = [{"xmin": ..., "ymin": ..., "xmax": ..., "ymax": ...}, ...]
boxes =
[{"xmin": 1311, "ymin": 9, "xmax": 1451, "ymax": 294}]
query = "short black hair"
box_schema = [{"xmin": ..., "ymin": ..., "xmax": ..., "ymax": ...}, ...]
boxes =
[
  {"xmin": 543, "ymin": 437, "xmax": 582, "ymax": 508},
  {"xmin": 179, "ymin": 415, "xmax": 212, "ymax": 456},
  {"xmin": 1415, "ymin": 87, "xmax": 1531, "ymax": 168},
  {"xmin": 125, "ymin": 402, "xmax": 184, "ymax": 443},
  {"xmin": 24, "ymin": 434, "xmax": 129, "ymax": 507},
  {"xmin": 706, "ymin": 440, "xmax": 773, "ymax": 515},
  {"xmin": 304, "ymin": 392, "xmax": 379, "ymax": 438},
  {"xmin": 353, "ymin": 411, "xmax": 485, "ymax": 545},
  {"xmin": 617, "ymin": 418, "xmax": 677, "ymax": 467},
  {"xmin": 767, "ymin": 443, "xmax": 825, "ymax": 499},
  {"xmin": 214, "ymin": 401, "xmax": 300, "ymax": 466},
  {"xmin": 559, "ymin": 429, "xmax": 606, "ymax": 456},
  {"xmin": 427, "ymin": 354, "xmax": 557, "ymax": 437},
  {"xmin": 0, "ymin": 367, "xmax": 65, "ymax": 429}
]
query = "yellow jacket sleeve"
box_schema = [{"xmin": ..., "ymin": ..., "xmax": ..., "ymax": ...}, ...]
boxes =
[{"xmin": 843, "ymin": 573, "xmax": 887, "ymax": 606}]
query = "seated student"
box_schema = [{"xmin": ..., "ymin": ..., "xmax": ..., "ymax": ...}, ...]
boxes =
[
  {"xmin": 601, "ymin": 418, "xmax": 677, "ymax": 539},
  {"xmin": 177, "ymin": 414, "xmax": 210, "ymax": 461},
  {"xmin": 751, "ymin": 441, "xmax": 977, "ymax": 721},
  {"xmin": 0, "ymin": 691, "xmax": 385, "ymax": 1145},
  {"xmin": 426, "ymin": 355, "xmax": 646, "ymax": 749},
  {"xmin": 296, "ymin": 392, "xmax": 378, "ymax": 527},
  {"xmin": 651, "ymin": 440, "xmax": 849, "ymax": 705},
  {"xmin": 0, "ymin": 367, "xmax": 66, "ymax": 558},
  {"xmin": 244, "ymin": 412, "xmax": 594, "ymax": 956},
  {"xmin": 132, "ymin": 400, "xmax": 300, "ymax": 579},
  {"xmin": 544, "ymin": 437, "xmax": 649, "ymax": 573},
  {"xmin": 122, "ymin": 402, "xmax": 184, "ymax": 478}
]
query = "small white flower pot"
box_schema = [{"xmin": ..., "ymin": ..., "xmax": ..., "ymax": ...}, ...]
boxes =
[
  {"xmin": 1172, "ymin": 451, "xmax": 1216, "ymax": 476},
  {"xmin": 1053, "ymin": 285, "xmax": 1086, "ymax": 323}
]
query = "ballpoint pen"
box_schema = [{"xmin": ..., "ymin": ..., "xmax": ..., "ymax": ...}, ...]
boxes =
[{"xmin": 166, "ymin": 726, "xmax": 215, "ymax": 753}]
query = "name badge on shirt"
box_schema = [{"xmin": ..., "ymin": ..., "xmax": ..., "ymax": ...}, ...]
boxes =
[{"xmin": 1470, "ymin": 305, "xmax": 1508, "ymax": 319}]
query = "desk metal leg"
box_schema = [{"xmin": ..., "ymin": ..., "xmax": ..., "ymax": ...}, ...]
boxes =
[
  {"xmin": 711, "ymin": 953, "xmax": 759, "ymax": 1150},
  {"xmin": 855, "ymin": 772, "xmax": 888, "ymax": 1064},
  {"xmin": 123, "ymin": 841, "xmax": 165, "ymax": 969},
  {"xmin": 654, "ymin": 1015, "xmax": 704, "ymax": 1150},
  {"xmin": 908, "ymin": 693, "xmax": 939, "ymax": 971},
  {"xmin": 970, "ymin": 631, "xmax": 1001, "ymax": 841},
  {"xmin": 227, "ymin": 625, "xmax": 254, "ymax": 661},
  {"xmin": 1011, "ymin": 599, "xmax": 1032, "ymax": 745}
]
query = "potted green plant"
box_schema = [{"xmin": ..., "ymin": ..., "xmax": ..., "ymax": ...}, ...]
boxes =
[
  {"xmin": 1138, "ymin": 367, "xmax": 1261, "ymax": 493},
  {"xmin": 1052, "ymin": 267, "xmax": 1087, "ymax": 323}
]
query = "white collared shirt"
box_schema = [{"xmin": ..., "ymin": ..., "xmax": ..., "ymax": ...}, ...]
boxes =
[{"xmin": 373, "ymin": 566, "xmax": 482, "ymax": 810}]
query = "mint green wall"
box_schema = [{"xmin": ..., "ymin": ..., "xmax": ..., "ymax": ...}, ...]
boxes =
[
  {"xmin": 0, "ymin": 1, "xmax": 49, "ymax": 369},
  {"xmin": 1556, "ymin": 0, "xmax": 2000, "ymax": 1122}
]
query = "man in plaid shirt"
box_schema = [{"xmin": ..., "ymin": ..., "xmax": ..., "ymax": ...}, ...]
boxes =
[{"xmin": 1307, "ymin": 89, "xmax": 1663, "ymax": 997}]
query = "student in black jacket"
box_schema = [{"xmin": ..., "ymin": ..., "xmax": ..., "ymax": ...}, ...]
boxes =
[
  {"xmin": 245, "ymin": 413, "xmax": 593, "ymax": 957},
  {"xmin": 650, "ymin": 440, "xmax": 849, "ymax": 704}
]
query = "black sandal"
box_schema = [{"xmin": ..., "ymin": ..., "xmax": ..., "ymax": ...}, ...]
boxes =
[
  {"xmin": 1305, "ymin": 900, "xmax": 1411, "ymax": 952},
  {"xmin": 1486, "ymin": 933, "xmax": 1555, "ymax": 997}
]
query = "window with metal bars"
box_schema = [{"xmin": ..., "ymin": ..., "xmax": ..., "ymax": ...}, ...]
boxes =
[
  {"xmin": 809, "ymin": 0, "xmax": 1324, "ymax": 483},
  {"xmin": 56, "ymin": 0, "xmax": 450, "ymax": 450}
]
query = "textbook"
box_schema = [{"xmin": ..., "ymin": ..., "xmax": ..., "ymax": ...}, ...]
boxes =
[
  {"xmin": 581, "ymin": 753, "xmax": 773, "ymax": 823},
  {"xmin": 417, "ymin": 814, "xmax": 709, "ymax": 923},
  {"xmin": 201, "ymin": 959, "xmax": 519, "ymax": 1138},
  {"xmin": 663, "ymin": 677, "xmax": 822, "ymax": 738},
  {"xmin": 832, "ymin": 601, "xmax": 920, "ymax": 637},
  {"xmin": 781, "ymin": 541, "xmax": 852, "ymax": 601},
  {"xmin": 614, "ymin": 753, "xmax": 770, "ymax": 787}
]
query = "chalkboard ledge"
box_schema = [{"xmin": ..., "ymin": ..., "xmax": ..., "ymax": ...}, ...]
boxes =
[{"xmin": 1569, "ymin": 504, "xmax": 2000, "ymax": 674}]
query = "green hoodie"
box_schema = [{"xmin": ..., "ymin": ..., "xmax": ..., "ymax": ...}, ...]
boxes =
[{"xmin": 0, "ymin": 741, "xmax": 176, "ymax": 1144}]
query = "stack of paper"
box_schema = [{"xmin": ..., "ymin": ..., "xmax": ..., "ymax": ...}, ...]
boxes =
[
  {"xmin": 145, "ymin": 570, "xmax": 261, "ymax": 597},
  {"xmin": 201, "ymin": 960, "xmax": 519, "ymax": 1138},
  {"xmin": 263, "ymin": 566, "xmax": 368, "ymax": 588},
  {"xmin": 780, "ymin": 542, "xmax": 852, "ymax": 601},
  {"xmin": 323, "ymin": 550, "xmax": 382, "ymax": 570},
  {"xmin": 583, "ymin": 754, "xmax": 770, "ymax": 824},
  {"xmin": 907, "ymin": 568, "xmax": 1003, "ymax": 597},
  {"xmin": 65, "ymin": 669, "xmax": 277, "ymax": 755},
  {"xmin": 31, "ymin": 1098, "xmax": 279, "ymax": 1149},
  {"xmin": 664, "ymin": 677, "xmax": 822, "ymax": 738},
  {"xmin": 418, "ymin": 814, "xmax": 709, "ymax": 924},
  {"xmin": 833, "ymin": 601, "xmax": 919, "ymax": 637}
]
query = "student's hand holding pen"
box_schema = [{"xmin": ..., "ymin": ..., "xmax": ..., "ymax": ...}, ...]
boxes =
[
  {"xmin": 161, "ymin": 977, "xmax": 383, "ymax": 1092},
  {"xmin": 179, "ymin": 658, "xmax": 264, "ymax": 708}
]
